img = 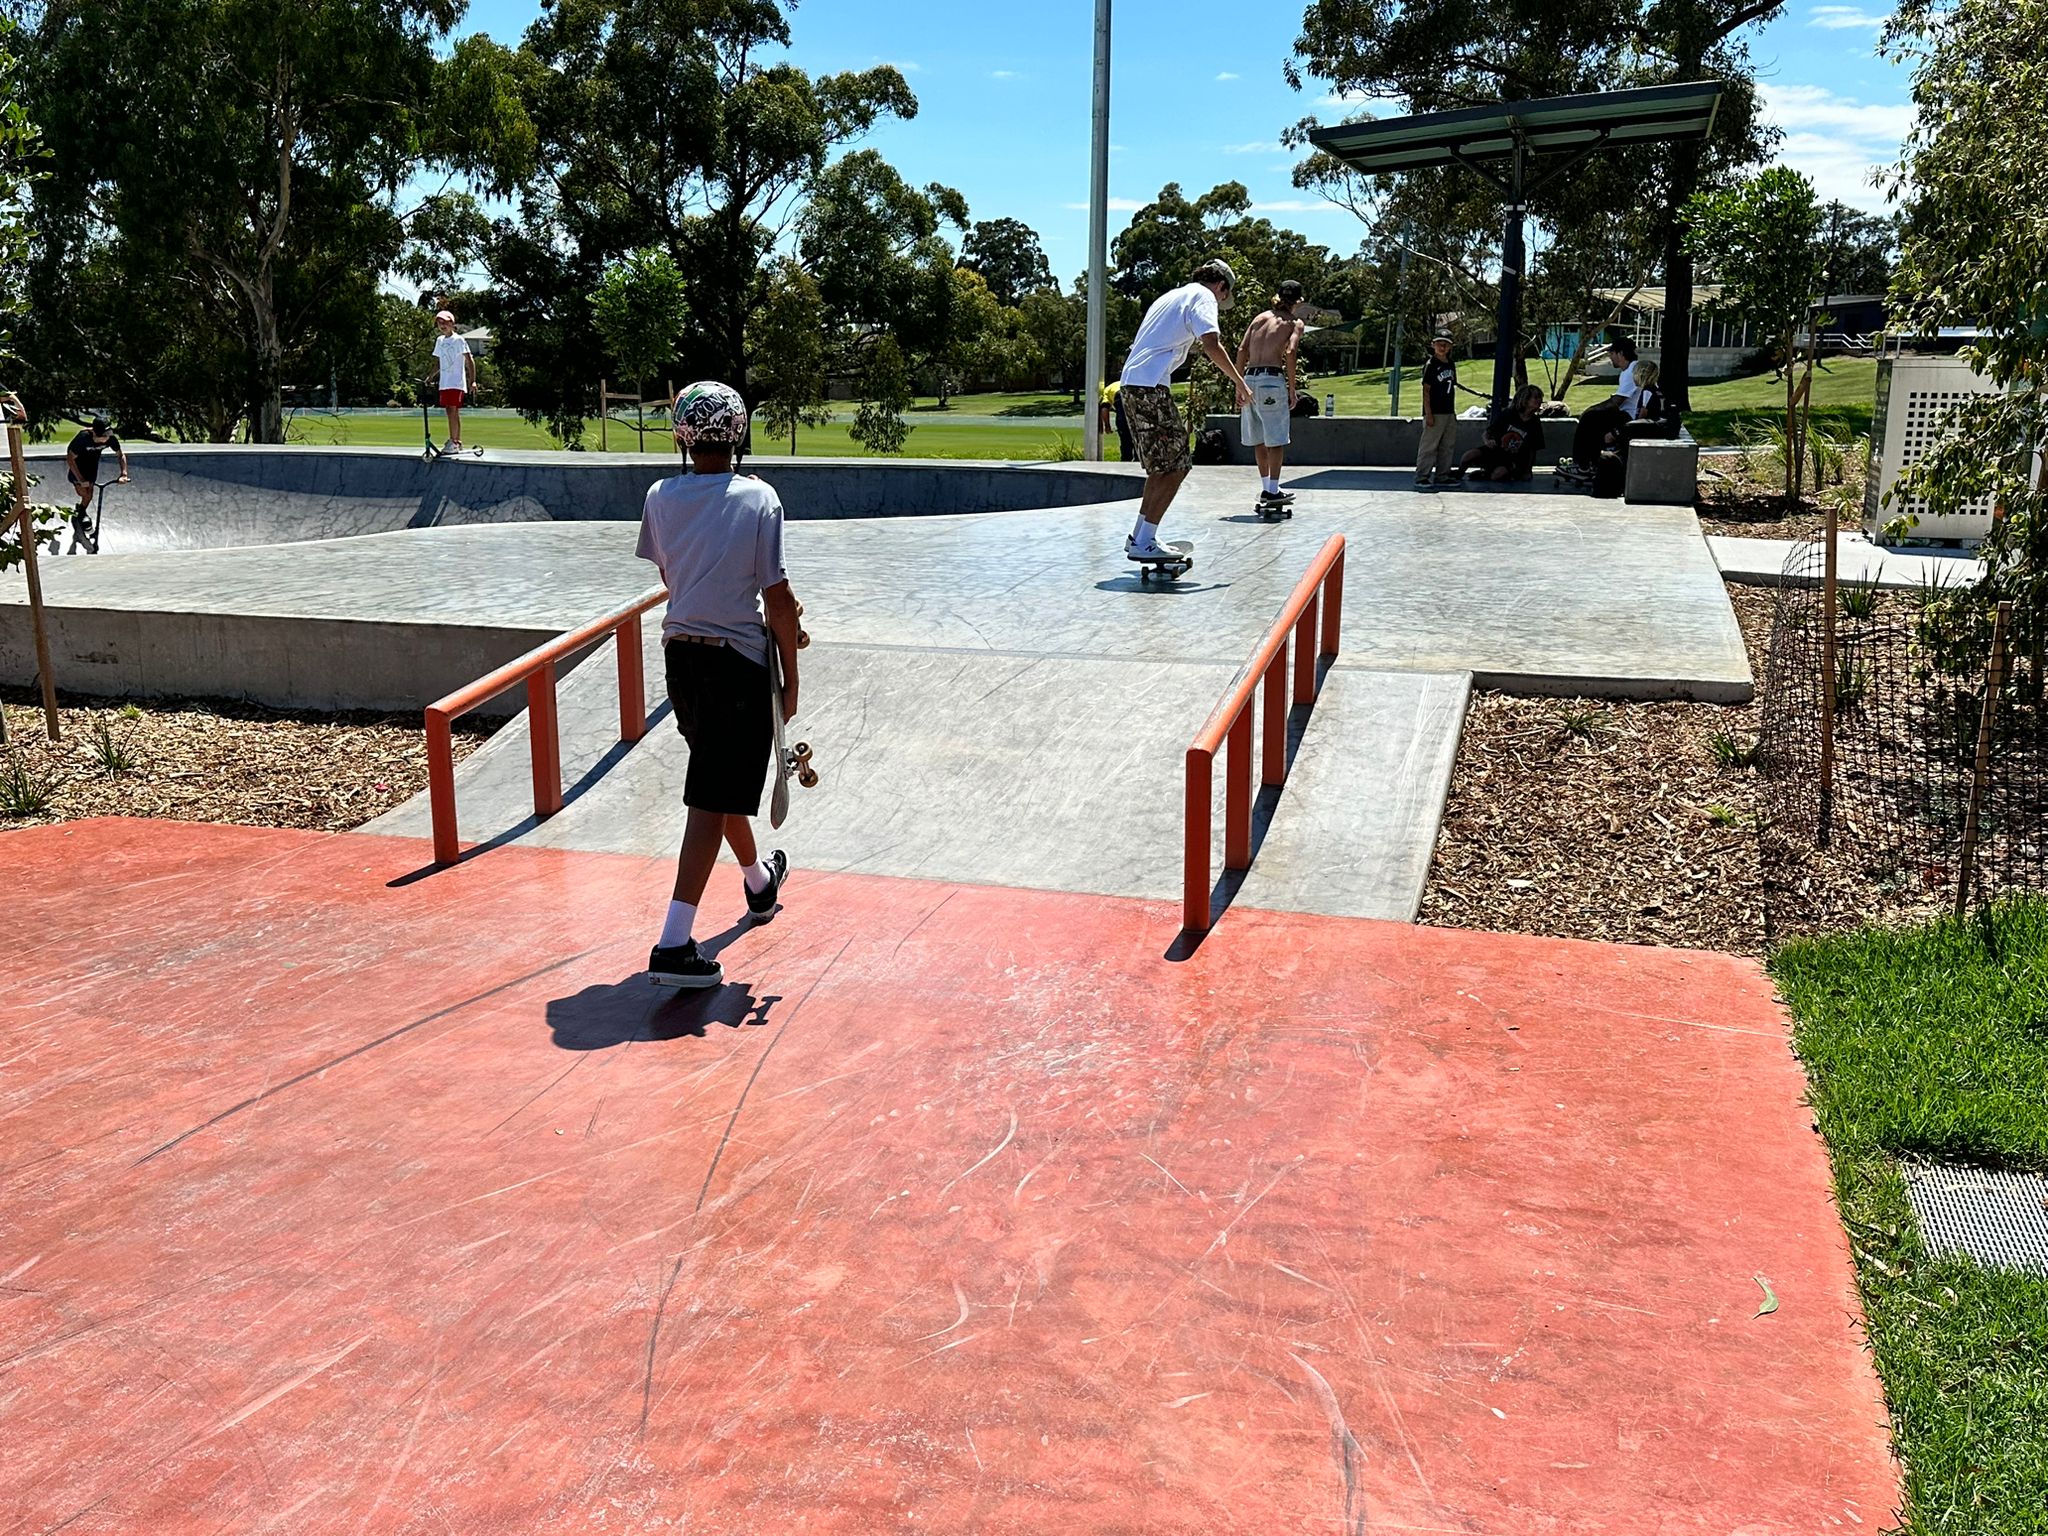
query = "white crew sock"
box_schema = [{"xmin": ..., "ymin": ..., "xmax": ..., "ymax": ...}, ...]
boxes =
[
  {"xmin": 1133, "ymin": 518, "xmax": 1163, "ymax": 551},
  {"xmin": 1130, "ymin": 513, "xmax": 1150, "ymax": 542},
  {"xmin": 658, "ymin": 899, "xmax": 697, "ymax": 948},
  {"xmin": 1262, "ymin": 476, "xmax": 1279, "ymax": 494},
  {"xmin": 741, "ymin": 859, "xmax": 772, "ymax": 894}
]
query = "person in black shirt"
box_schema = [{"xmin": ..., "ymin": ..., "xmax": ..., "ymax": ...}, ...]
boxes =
[
  {"xmin": 64, "ymin": 417, "xmax": 129, "ymax": 553},
  {"xmin": 1460, "ymin": 386, "xmax": 1547, "ymax": 481},
  {"xmin": 1416, "ymin": 333, "xmax": 1460, "ymax": 485}
]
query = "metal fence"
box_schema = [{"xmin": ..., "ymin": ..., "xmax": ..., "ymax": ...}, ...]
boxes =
[{"xmin": 1756, "ymin": 541, "xmax": 2043, "ymax": 912}]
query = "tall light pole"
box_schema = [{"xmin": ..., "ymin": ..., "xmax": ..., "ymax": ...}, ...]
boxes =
[{"xmin": 1082, "ymin": 0, "xmax": 1112, "ymax": 460}]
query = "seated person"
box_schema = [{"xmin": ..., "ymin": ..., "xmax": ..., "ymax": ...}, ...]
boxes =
[
  {"xmin": 1568, "ymin": 337, "xmax": 1648, "ymax": 473},
  {"xmin": 1611, "ymin": 363, "xmax": 1674, "ymax": 456},
  {"xmin": 1461, "ymin": 386, "xmax": 1547, "ymax": 481}
]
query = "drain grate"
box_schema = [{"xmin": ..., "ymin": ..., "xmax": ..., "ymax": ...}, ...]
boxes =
[{"xmin": 1904, "ymin": 1162, "xmax": 2048, "ymax": 1277}]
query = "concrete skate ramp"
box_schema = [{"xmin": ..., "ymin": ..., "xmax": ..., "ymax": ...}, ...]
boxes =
[{"xmin": 19, "ymin": 444, "xmax": 1142, "ymax": 554}]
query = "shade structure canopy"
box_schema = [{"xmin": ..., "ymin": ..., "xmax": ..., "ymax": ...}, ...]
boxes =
[
  {"xmin": 1308, "ymin": 82, "xmax": 1727, "ymax": 411},
  {"xmin": 1307, "ymin": 82, "xmax": 1725, "ymax": 181}
]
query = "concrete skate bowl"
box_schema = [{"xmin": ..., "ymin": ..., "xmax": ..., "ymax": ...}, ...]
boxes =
[{"xmin": 19, "ymin": 445, "xmax": 1145, "ymax": 554}]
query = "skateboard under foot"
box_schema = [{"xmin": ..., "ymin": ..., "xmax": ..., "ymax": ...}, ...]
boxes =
[
  {"xmin": 1129, "ymin": 540, "xmax": 1195, "ymax": 583},
  {"xmin": 1254, "ymin": 497, "xmax": 1295, "ymax": 522}
]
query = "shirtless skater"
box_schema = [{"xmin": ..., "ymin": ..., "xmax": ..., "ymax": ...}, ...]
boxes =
[
  {"xmin": 637, "ymin": 381, "xmax": 799, "ymax": 988},
  {"xmin": 1235, "ymin": 280, "xmax": 1307, "ymax": 510},
  {"xmin": 1117, "ymin": 259, "xmax": 1252, "ymax": 562}
]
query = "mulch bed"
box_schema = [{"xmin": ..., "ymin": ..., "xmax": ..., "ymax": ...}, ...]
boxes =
[
  {"xmin": 1417, "ymin": 586, "xmax": 1961, "ymax": 956},
  {"xmin": 0, "ymin": 692, "xmax": 493, "ymax": 834}
]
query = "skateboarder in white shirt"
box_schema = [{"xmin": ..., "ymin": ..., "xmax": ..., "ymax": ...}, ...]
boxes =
[
  {"xmin": 638, "ymin": 381, "xmax": 801, "ymax": 989},
  {"xmin": 1117, "ymin": 259, "xmax": 1252, "ymax": 561}
]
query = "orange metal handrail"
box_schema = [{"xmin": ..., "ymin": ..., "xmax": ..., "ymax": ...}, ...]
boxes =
[
  {"xmin": 425, "ymin": 583, "xmax": 668, "ymax": 865},
  {"xmin": 1184, "ymin": 535, "xmax": 1345, "ymax": 931}
]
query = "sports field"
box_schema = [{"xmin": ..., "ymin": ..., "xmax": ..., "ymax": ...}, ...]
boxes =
[{"xmin": 282, "ymin": 357, "xmax": 1879, "ymax": 459}]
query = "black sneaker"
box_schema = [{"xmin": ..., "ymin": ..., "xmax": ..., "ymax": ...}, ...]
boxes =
[
  {"xmin": 746, "ymin": 850, "xmax": 788, "ymax": 920},
  {"xmin": 648, "ymin": 939, "xmax": 722, "ymax": 989}
]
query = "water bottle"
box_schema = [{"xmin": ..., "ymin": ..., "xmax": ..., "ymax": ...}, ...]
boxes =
[{"xmin": 1323, "ymin": 392, "xmax": 1335, "ymax": 418}]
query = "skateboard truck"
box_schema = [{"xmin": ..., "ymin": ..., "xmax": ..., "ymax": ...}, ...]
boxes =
[{"xmin": 784, "ymin": 741, "xmax": 819, "ymax": 789}]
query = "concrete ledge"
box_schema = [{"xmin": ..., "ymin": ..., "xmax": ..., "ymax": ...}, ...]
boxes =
[
  {"xmin": 0, "ymin": 604, "xmax": 570, "ymax": 715},
  {"xmin": 1710, "ymin": 533, "xmax": 1985, "ymax": 592},
  {"xmin": 1205, "ymin": 413, "xmax": 1576, "ymax": 467},
  {"xmin": 1625, "ymin": 430, "xmax": 1700, "ymax": 506}
]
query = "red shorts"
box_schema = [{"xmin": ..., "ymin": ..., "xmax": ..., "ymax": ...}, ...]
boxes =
[{"xmin": 438, "ymin": 388, "xmax": 466, "ymax": 409}]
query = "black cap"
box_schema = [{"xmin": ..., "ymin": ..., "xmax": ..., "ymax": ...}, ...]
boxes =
[
  {"xmin": 91, "ymin": 415, "xmax": 111, "ymax": 433},
  {"xmin": 1276, "ymin": 280, "xmax": 1305, "ymax": 305}
]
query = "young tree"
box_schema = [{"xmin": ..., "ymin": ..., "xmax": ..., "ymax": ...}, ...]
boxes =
[
  {"xmin": 1885, "ymin": 0, "xmax": 2048, "ymax": 690},
  {"xmin": 961, "ymin": 217, "xmax": 1054, "ymax": 307},
  {"xmin": 589, "ymin": 247, "xmax": 688, "ymax": 444},
  {"xmin": 23, "ymin": 0, "xmax": 462, "ymax": 442},
  {"xmin": 751, "ymin": 258, "xmax": 829, "ymax": 454},
  {"xmin": 848, "ymin": 335, "xmax": 913, "ymax": 455},
  {"xmin": 0, "ymin": 13, "xmax": 41, "ymax": 370},
  {"xmin": 1685, "ymin": 167, "xmax": 1825, "ymax": 505}
]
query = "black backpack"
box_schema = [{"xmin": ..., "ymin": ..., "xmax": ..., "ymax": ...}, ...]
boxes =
[
  {"xmin": 1592, "ymin": 452, "xmax": 1627, "ymax": 499},
  {"xmin": 1192, "ymin": 426, "xmax": 1230, "ymax": 464}
]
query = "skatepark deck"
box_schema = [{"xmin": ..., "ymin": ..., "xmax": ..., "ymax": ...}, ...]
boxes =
[{"xmin": 0, "ymin": 819, "xmax": 1899, "ymax": 1533}]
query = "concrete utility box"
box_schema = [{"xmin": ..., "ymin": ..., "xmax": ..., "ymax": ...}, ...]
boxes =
[{"xmin": 1865, "ymin": 352, "xmax": 2003, "ymax": 543}]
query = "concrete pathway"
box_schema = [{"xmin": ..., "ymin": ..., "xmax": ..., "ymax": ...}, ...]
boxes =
[{"xmin": 1710, "ymin": 530, "xmax": 1984, "ymax": 590}]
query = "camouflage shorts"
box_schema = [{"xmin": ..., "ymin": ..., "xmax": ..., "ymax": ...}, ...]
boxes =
[{"xmin": 1119, "ymin": 384, "xmax": 1190, "ymax": 476}]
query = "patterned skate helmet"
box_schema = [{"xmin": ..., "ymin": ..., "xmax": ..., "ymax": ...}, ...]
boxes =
[{"xmin": 673, "ymin": 380, "xmax": 749, "ymax": 448}]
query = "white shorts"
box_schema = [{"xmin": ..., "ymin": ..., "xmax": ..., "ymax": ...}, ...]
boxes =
[{"xmin": 1241, "ymin": 373, "xmax": 1291, "ymax": 447}]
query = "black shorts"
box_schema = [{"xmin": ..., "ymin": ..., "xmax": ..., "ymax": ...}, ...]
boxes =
[{"xmin": 664, "ymin": 638, "xmax": 773, "ymax": 816}]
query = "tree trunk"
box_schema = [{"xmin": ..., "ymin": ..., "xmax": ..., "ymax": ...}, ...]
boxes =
[
  {"xmin": 1661, "ymin": 139, "xmax": 1702, "ymax": 412},
  {"xmin": 250, "ymin": 269, "xmax": 285, "ymax": 443}
]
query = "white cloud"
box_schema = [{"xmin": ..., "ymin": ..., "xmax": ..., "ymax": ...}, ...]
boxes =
[
  {"xmin": 1758, "ymin": 83, "xmax": 1912, "ymax": 211},
  {"xmin": 1808, "ymin": 5, "xmax": 1884, "ymax": 28},
  {"xmin": 1221, "ymin": 140, "xmax": 1278, "ymax": 155},
  {"xmin": 1062, "ymin": 197, "xmax": 1144, "ymax": 211},
  {"xmin": 991, "ymin": 69, "xmax": 1020, "ymax": 80},
  {"xmin": 1216, "ymin": 71, "xmax": 1240, "ymax": 82},
  {"xmin": 1251, "ymin": 199, "xmax": 1344, "ymax": 215},
  {"xmin": 882, "ymin": 59, "xmax": 922, "ymax": 73}
]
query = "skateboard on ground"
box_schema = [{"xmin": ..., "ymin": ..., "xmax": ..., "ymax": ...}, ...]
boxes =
[
  {"xmin": 1129, "ymin": 540, "xmax": 1195, "ymax": 583},
  {"xmin": 1254, "ymin": 494, "xmax": 1294, "ymax": 522},
  {"xmin": 767, "ymin": 603, "xmax": 817, "ymax": 829}
]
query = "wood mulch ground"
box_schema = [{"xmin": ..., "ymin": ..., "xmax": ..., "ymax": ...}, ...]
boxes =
[
  {"xmin": 1417, "ymin": 585, "xmax": 1952, "ymax": 957},
  {"xmin": 0, "ymin": 691, "xmax": 494, "ymax": 834}
]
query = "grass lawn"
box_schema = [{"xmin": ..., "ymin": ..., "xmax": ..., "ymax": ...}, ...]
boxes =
[
  {"xmin": 286, "ymin": 358, "xmax": 1878, "ymax": 458},
  {"xmin": 286, "ymin": 407, "xmax": 1106, "ymax": 461},
  {"xmin": 1771, "ymin": 901, "xmax": 2048, "ymax": 1535}
]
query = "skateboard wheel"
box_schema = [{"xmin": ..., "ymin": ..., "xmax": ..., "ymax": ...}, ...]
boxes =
[
  {"xmin": 792, "ymin": 742, "xmax": 810, "ymax": 757},
  {"xmin": 798, "ymin": 768, "xmax": 819, "ymax": 789},
  {"xmin": 796, "ymin": 629, "xmax": 810, "ymax": 650}
]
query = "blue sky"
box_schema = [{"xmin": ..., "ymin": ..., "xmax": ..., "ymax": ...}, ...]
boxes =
[{"xmin": 458, "ymin": 0, "xmax": 1912, "ymax": 281}]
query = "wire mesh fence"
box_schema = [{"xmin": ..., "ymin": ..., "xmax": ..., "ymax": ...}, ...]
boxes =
[{"xmin": 1756, "ymin": 541, "xmax": 2045, "ymax": 917}]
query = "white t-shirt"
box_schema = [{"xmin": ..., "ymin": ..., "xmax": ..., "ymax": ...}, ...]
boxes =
[
  {"xmin": 1615, "ymin": 360, "xmax": 1648, "ymax": 419},
  {"xmin": 636, "ymin": 471, "xmax": 787, "ymax": 669},
  {"xmin": 1120, "ymin": 283, "xmax": 1220, "ymax": 388},
  {"xmin": 434, "ymin": 333, "xmax": 472, "ymax": 392}
]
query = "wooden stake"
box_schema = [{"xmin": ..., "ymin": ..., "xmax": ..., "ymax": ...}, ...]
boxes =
[
  {"xmin": 1817, "ymin": 491, "xmax": 1838, "ymax": 846},
  {"xmin": 1955, "ymin": 601, "xmax": 2012, "ymax": 917},
  {"xmin": 6, "ymin": 425, "xmax": 62, "ymax": 742}
]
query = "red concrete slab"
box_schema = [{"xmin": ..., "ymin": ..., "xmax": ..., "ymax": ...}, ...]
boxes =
[{"xmin": 0, "ymin": 820, "xmax": 1895, "ymax": 1533}]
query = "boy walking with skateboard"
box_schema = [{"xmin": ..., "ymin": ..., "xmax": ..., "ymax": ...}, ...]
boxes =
[
  {"xmin": 1235, "ymin": 280, "xmax": 1307, "ymax": 509},
  {"xmin": 1117, "ymin": 259, "xmax": 1252, "ymax": 562},
  {"xmin": 638, "ymin": 381, "xmax": 799, "ymax": 988}
]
